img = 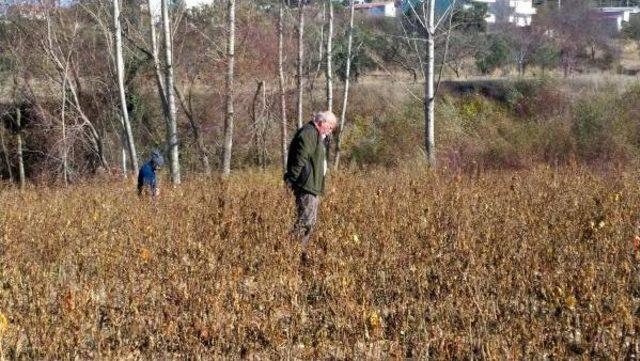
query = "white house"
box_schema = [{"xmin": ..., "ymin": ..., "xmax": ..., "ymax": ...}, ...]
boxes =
[
  {"xmin": 469, "ymin": 0, "xmax": 537, "ymax": 27},
  {"xmin": 354, "ymin": 1, "xmax": 397, "ymax": 17},
  {"xmin": 147, "ymin": 0, "xmax": 212, "ymax": 20},
  {"xmin": 595, "ymin": 6, "xmax": 640, "ymax": 32},
  {"xmin": 509, "ymin": 0, "xmax": 536, "ymax": 26}
]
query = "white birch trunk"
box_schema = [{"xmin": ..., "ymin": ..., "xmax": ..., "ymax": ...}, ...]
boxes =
[
  {"xmin": 296, "ymin": 1, "xmax": 304, "ymax": 129},
  {"xmin": 425, "ymin": 0, "xmax": 436, "ymax": 168},
  {"xmin": 222, "ymin": 0, "xmax": 235, "ymax": 176},
  {"xmin": 113, "ymin": 0, "xmax": 138, "ymax": 176},
  {"xmin": 333, "ymin": 0, "xmax": 355, "ymax": 171},
  {"xmin": 161, "ymin": 0, "xmax": 181, "ymax": 184},
  {"xmin": 16, "ymin": 108, "xmax": 25, "ymax": 189},
  {"xmin": 147, "ymin": 0, "xmax": 169, "ymax": 115},
  {"xmin": 259, "ymin": 81, "xmax": 267, "ymax": 168},
  {"xmin": 121, "ymin": 131, "xmax": 128, "ymax": 177},
  {"xmin": 325, "ymin": 0, "xmax": 334, "ymax": 113},
  {"xmin": 310, "ymin": 3, "xmax": 325, "ymax": 109},
  {"xmin": 0, "ymin": 122, "xmax": 12, "ymax": 182},
  {"xmin": 278, "ymin": 2, "xmax": 288, "ymax": 170},
  {"xmin": 61, "ymin": 70, "xmax": 68, "ymax": 186},
  {"xmin": 44, "ymin": 16, "xmax": 108, "ymax": 170}
]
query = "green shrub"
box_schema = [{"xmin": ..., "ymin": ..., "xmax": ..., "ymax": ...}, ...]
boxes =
[
  {"xmin": 570, "ymin": 92, "xmax": 638, "ymax": 163},
  {"xmin": 346, "ymin": 102, "xmax": 422, "ymax": 167},
  {"xmin": 475, "ymin": 36, "xmax": 511, "ymax": 74}
]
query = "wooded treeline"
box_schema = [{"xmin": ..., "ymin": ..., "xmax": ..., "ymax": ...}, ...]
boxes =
[{"xmin": 0, "ymin": 0, "xmax": 630, "ymax": 185}]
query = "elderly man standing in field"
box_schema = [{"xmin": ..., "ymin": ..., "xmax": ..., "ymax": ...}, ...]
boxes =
[{"xmin": 284, "ymin": 111, "xmax": 337, "ymax": 261}]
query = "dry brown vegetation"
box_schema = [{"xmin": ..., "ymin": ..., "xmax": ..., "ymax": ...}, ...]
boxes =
[{"xmin": 0, "ymin": 164, "xmax": 639, "ymax": 359}]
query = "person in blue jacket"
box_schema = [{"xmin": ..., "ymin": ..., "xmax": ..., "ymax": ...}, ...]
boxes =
[{"xmin": 138, "ymin": 151, "xmax": 164, "ymax": 198}]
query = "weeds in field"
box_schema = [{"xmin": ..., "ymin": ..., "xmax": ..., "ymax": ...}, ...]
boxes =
[{"xmin": 0, "ymin": 165, "xmax": 639, "ymax": 358}]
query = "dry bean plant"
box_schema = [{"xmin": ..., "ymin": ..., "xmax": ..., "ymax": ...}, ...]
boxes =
[{"xmin": 0, "ymin": 165, "xmax": 639, "ymax": 359}]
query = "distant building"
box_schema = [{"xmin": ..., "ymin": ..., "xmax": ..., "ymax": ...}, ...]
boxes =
[
  {"xmin": 594, "ymin": 6, "xmax": 640, "ymax": 32},
  {"xmin": 354, "ymin": 1, "xmax": 397, "ymax": 17},
  {"xmin": 470, "ymin": 0, "xmax": 537, "ymax": 27},
  {"xmin": 401, "ymin": 0, "xmax": 535, "ymax": 26},
  {"xmin": 401, "ymin": 0, "xmax": 456, "ymax": 15},
  {"xmin": 146, "ymin": 0, "xmax": 212, "ymax": 20}
]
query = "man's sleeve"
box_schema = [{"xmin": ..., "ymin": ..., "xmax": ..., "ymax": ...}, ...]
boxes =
[{"xmin": 284, "ymin": 131, "xmax": 310, "ymax": 185}]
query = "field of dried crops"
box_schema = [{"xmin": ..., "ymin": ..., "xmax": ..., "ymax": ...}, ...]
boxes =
[{"xmin": 0, "ymin": 165, "xmax": 639, "ymax": 359}]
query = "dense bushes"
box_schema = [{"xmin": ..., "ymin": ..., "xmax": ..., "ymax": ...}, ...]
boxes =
[{"xmin": 339, "ymin": 78, "xmax": 640, "ymax": 171}]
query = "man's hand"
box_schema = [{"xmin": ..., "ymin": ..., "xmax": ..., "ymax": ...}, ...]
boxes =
[
  {"xmin": 283, "ymin": 178, "xmax": 295, "ymax": 196},
  {"xmin": 285, "ymin": 178, "xmax": 293, "ymax": 189}
]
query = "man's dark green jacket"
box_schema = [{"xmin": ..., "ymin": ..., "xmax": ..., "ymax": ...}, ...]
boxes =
[{"xmin": 284, "ymin": 122, "xmax": 327, "ymax": 195}]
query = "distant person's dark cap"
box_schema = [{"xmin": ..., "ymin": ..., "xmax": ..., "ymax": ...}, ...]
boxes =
[{"xmin": 150, "ymin": 150, "xmax": 165, "ymax": 167}]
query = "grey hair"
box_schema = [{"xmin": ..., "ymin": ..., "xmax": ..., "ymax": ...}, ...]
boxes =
[{"xmin": 313, "ymin": 111, "xmax": 337, "ymax": 124}]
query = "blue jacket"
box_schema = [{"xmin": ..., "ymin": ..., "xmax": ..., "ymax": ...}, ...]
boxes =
[{"xmin": 137, "ymin": 161, "xmax": 157, "ymax": 195}]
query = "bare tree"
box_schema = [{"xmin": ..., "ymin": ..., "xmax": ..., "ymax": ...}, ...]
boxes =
[
  {"xmin": 309, "ymin": 3, "xmax": 325, "ymax": 109},
  {"xmin": 161, "ymin": 0, "xmax": 181, "ymax": 183},
  {"xmin": 145, "ymin": 0, "xmax": 170, "ymax": 117},
  {"xmin": 333, "ymin": 0, "xmax": 355, "ymax": 171},
  {"xmin": 15, "ymin": 107, "xmax": 25, "ymax": 188},
  {"xmin": 42, "ymin": 12, "xmax": 109, "ymax": 170},
  {"xmin": 61, "ymin": 71, "xmax": 69, "ymax": 185},
  {"xmin": 81, "ymin": 0, "xmax": 134, "ymax": 178},
  {"xmin": 325, "ymin": 0, "xmax": 334, "ymax": 113},
  {"xmin": 251, "ymin": 80, "xmax": 268, "ymax": 169},
  {"xmin": 443, "ymin": 32, "xmax": 482, "ymax": 78},
  {"xmin": 296, "ymin": 0, "xmax": 305, "ymax": 129},
  {"xmin": 10, "ymin": 14, "xmax": 74, "ymax": 183},
  {"xmin": 278, "ymin": 1, "xmax": 287, "ymax": 170},
  {"xmin": 535, "ymin": 0, "xmax": 608, "ymax": 77},
  {"xmin": 425, "ymin": 0, "xmax": 436, "ymax": 167},
  {"xmin": 0, "ymin": 121, "xmax": 12, "ymax": 182},
  {"xmin": 113, "ymin": 0, "xmax": 139, "ymax": 175},
  {"xmin": 221, "ymin": 0, "xmax": 235, "ymax": 176},
  {"xmin": 404, "ymin": 0, "xmax": 457, "ymax": 168},
  {"xmin": 175, "ymin": 84, "xmax": 211, "ymax": 175},
  {"xmin": 5, "ymin": 77, "xmax": 21, "ymax": 185}
]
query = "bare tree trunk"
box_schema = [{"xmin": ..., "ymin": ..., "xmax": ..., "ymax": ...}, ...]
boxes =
[
  {"xmin": 400, "ymin": 19, "xmax": 425, "ymax": 80},
  {"xmin": 251, "ymin": 81, "xmax": 267, "ymax": 169},
  {"xmin": 251, "ymin": 81, "xmax": 262, "ymax": 166},
  {"xmin": 147, "ymin": 0, "xmax": 169, "ymax": 116},
  {"xmin": 259, "ymin": 81, "xmax": 267, "ymax": 169},
  {"xmin": 161, "ymin": 0, "xmax": 181, "ymax": 184},
  {"xmin": 325, "ymin": 0, "xmax": 334, "ymax": 113},
  {"xmin": 222, "ymin": 0, "xmax": 235, "ymax": 176},
  {"xmin": 16, "ymin": 108, "xmax": 25, "ymax": 189},
  {"xmin": 0, "ymin": 123, "xmax": 12, "ymax": 182},
  {"xmin": 44, "ymin": 15, "xmax": 108, "ymax": 171},
  {"xmin": 67, "ymin": 75, "xmax": 109, "ymax": 170},
  {"xmin": 334, "ymin": 0, "xmax": 355, "ymax": 171},
  {"xmin": 61, "ymin": 70, "xmax": 69, "ymax": 186},
  {"xmin": 278, "ymin": 1, "xmax": 288, "ymax": 170},
  {"xmin": 296, "ymin": 0, "xmax": 305, "ymax": 129},
  {"xmin": 175, "ymin": 85, "xmax": 211, "ymax": 175},
  {"xmin": 113, "ymin": 0, "xmax": 139, "ymax": 175},
  {"xmin": 310, "ymin": 3, "xmax": 325, "ymax": 109},
  {"xmin": 425, "ymin": 0, "xmax": 436, "ymax": 168},
  {"xmin": 120, "ymin": 128, "xmax": 128, "ymax": 176}
]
